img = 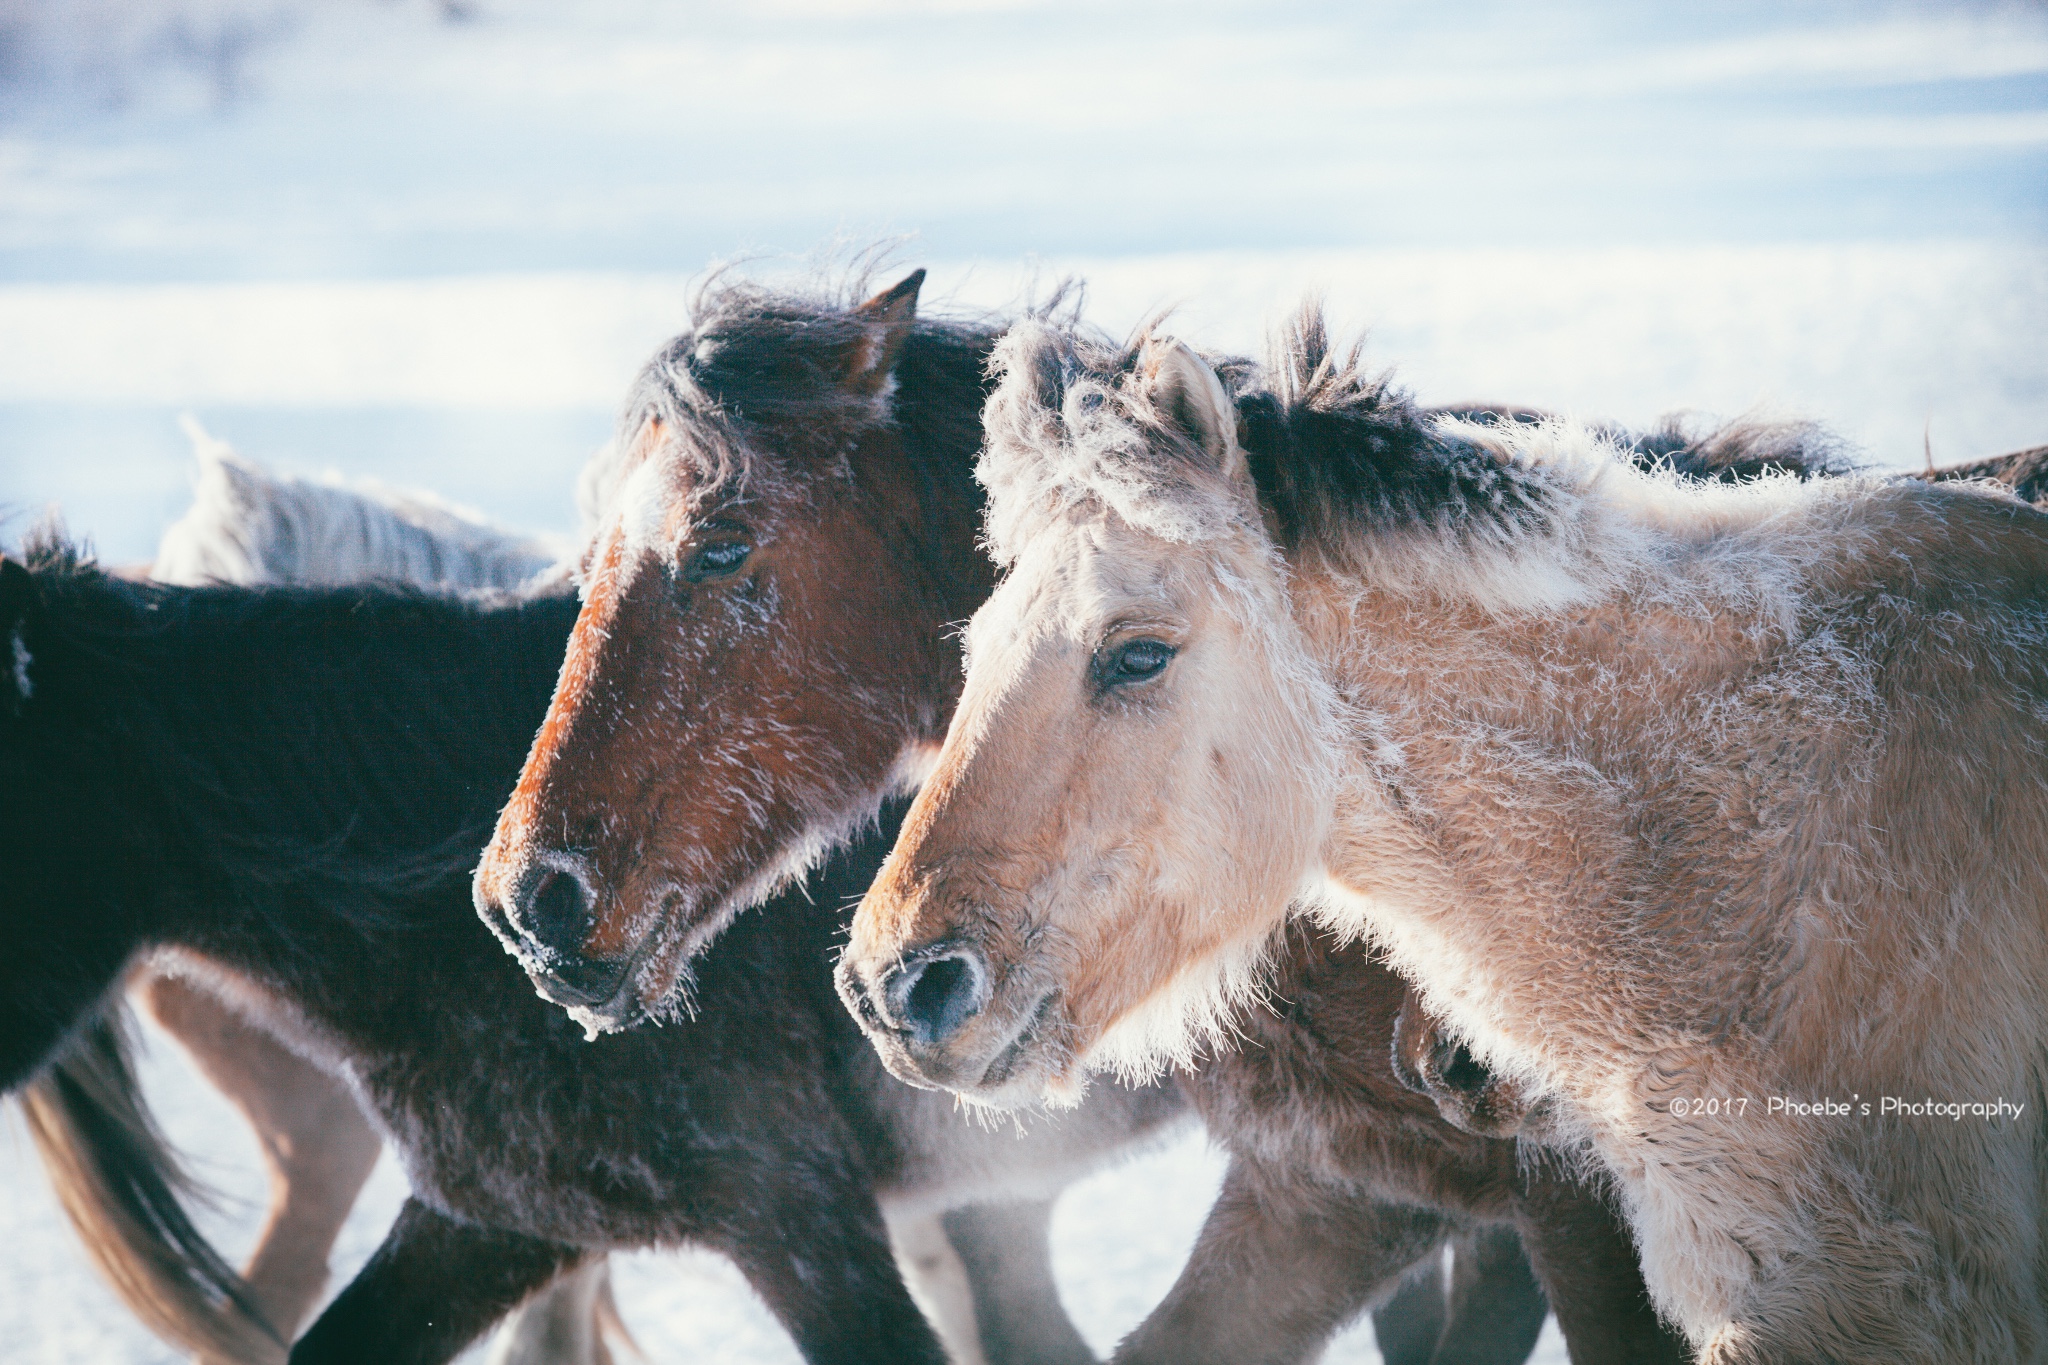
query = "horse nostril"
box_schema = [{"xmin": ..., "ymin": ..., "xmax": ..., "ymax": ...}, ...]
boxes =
[
  {"xmin": 1440, "ymin": 1040, "xmax": 1492, "ymax": 1095},
  {"xmin": 890, "ymin": 950, "xmax": 989, "ymax": 1048},
  {"xmin": 517, "ymin": 870, "xmax": 592, "ymax": 962}
]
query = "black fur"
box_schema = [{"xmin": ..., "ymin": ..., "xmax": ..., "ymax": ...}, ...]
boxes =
[
  {"xmin": 1232, "ymin": 309, "xmax": 1555, "ymax": 555},
  {"xmin": 1233, "ymin": 307, "xmax": 1855, "ymax": 562},
  {"xmin": 0, "ymin": 543, "xmax": 1172, "ymax": 1364}
]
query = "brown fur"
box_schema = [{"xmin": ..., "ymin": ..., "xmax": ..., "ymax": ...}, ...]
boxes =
[
  {"xmin": 1396, "ymin": 438, "xmax": 2048, "ymax": 1147},
  {"xmin": 1916, "ymin": 442, "xmax": 2048, "ymax": 503},
  {"xmin": 474, "ymin": 272, "xmax": 998, "ymax": 1034},
  {"xmin": 1113, "ymin": 922, "xmax": 1683, "ymax": 1364}
]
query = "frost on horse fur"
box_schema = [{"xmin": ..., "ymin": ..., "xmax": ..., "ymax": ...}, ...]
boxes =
[
  {"xmin": 473, "ymin": 270, "xmax": 1001, "ymax": 1036},
  {"xmin": 847, "ymin": 309, "xmax": 2048, "ymax": 1362}
]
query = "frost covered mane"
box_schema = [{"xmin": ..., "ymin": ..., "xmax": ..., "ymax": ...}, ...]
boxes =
[
  {"xmin": 579, "ymin": 270, "xmax": 1000, "ymax": 534},
  {"xmin": 977, "ymin": 319, "xmax": 1261, "ymax": 565},
  {"xmin": 981, "ymin": 304, "xmax": 1859, "ymax": 613}
]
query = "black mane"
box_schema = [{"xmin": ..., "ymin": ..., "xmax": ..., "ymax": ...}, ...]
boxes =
[
  {"xmin": 1233, "ymin": 308, "xmax": 1538, "ymax": 555},
  {"xmin": 13, "ymin": 538, "xmax": 572, "ymax": 895},
  {"xmin": 607, "ymin": 275, "xmax": 1001, "ymax": 504},
  {"xmin": 1235, "ymin": 306, "xmax": 1853, "ymax": 561}
]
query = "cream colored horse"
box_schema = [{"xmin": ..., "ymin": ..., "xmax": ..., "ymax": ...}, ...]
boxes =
[{"xmin": 840, "ymin": 311, "xmax": 2048, "ymax": 1363}]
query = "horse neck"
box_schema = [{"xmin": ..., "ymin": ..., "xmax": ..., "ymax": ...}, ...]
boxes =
[
  {"xmin": 891, "ymin": 325, "xmax": 1001, "ymax": 622},
  {"xmin": 16, "ymin": 571, "xmax": 575, "ymax": 953},
  {"xmin": 1296, "ymin": 523, "xmax": 1811, "ymax": 1076}
]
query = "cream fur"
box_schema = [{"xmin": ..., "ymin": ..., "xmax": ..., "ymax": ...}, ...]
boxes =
[{"xmin": 859, "ymin": 315, "xmax": 2048, "ymax": 1361}]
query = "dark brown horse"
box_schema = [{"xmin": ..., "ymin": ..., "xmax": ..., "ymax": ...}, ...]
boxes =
[{"xmin": 0, "ymin": 537, "xmax": 1181, "ymax": 1365}]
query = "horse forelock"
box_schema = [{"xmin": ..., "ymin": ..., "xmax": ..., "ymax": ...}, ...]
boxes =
[
  {"xmin": 586, "ymin": 275, "xmax": 999, "ymax": 560},
  {"xmin": 978, "ymin": 319, "xmax": 1259, "ymax": 567}
]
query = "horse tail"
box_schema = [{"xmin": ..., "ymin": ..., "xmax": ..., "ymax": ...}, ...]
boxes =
[{"xmin": 18, "ymin": 1006, "xmax": 284, "ymax": 1362}]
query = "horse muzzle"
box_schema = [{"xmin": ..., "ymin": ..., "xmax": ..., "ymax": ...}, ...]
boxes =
[
  {"xmin": 473, "ymin": 853, "xmax": 646, "ymax": 1025},
  {"xmin": 835, "ymin": 938, "xmax": 1063, "ymax": 1105}
]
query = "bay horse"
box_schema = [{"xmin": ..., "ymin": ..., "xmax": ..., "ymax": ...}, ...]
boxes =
[
  {"xmin": 0, "ymin": 532, "xmax": 1180, "ymax": 1365},
  {"xmin": 840, "ymin": 309, "xmax": 2048, "ymax": 1362},
  {"xmin": 476, "ymin": 269, "xmax": 1892, "ymax": 1361}
]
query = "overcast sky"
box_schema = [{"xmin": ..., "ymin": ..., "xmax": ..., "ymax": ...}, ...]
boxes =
[{"xmin": 1, "ymin": 0, "xmax": 2042, "ymax": 280}]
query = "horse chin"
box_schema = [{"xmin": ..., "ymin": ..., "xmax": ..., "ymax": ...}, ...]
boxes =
[
  {"xmin": 554, "ymin": 884, "xmax": 738, "ymax": 1038},
  {"xmin": 523, "ymin": 913, "xmax": 680, "ymax": 1037},
  {"xmin": 562, "ymin": 994, "xmax": 649, "ymax": 1041},
  {"xmin": 524, "ymin": 961, "xmax": 652, "ymax": 1038},
  {"xmin": 945, "ymin": 988, "xmax": 1076, "ymax": 1112}
]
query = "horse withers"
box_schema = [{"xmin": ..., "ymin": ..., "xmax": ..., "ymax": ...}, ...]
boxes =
[{"xmin": 839, "ymin": 308, "xmax": 2048, "ymax": 1362}]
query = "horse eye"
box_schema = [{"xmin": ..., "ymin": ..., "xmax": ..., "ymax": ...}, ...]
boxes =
[
  {"xmin": 684, "ymin": 539, "xmax": 752, "ymax": 582},
  {"xmin": 1096, "ymin": 638, "xmax": 1177, "ymax": 689}
]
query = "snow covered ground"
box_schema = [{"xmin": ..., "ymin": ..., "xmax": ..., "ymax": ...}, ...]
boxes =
[
  {"xmin": 8, "ymin": 1014, "xmax": 1542, "ymax": 1364},
  {"xmin": 1, "ymin": 0, "xmax": 2043, "ymax": 1360}
]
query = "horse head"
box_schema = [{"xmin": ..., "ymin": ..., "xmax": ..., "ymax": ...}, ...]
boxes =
[
  {"xmin": 474, "ymin": 270, "xmax": 997, "ymax": 1033},
  {"xmin": 836, "ymin": 324, "xmax": 1336, "ymax": 1107}
]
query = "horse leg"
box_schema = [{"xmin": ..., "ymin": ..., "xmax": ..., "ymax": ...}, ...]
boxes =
[
  {"xmin": 716, "ymin": 1184, "xmax": 950, "ymax": 1365},
  {"xmin": 485, "ymin": 1258, "xmax": 621, "ymax": 1365},
  {"xmin": 940, "ymin": 1199, "xmax": 1095, "ymax": 1365},
  {"xmin": 1426, "ymin": 1225, "xmax": 1548, "ymax": 1364},
  {"xmin": 137, "ymin": 971, "xmax": 384, "ymax": 1350},
  {"xmin": 1110, "ymin": 1157, "xmax": 1450, "ymax": 1365},
  {"xmin": 288, "ymin": 1197, "xmax": 583, "ymax": 1365},
  {"xmin": 889, "ymin": 1209, "xmax": 989, "ymax": 1365},
  {"xmin": 1369, "ymin": 1254, "xmax": 1448, "ymax": 1365},
  {"xmin": 1513, "ymin": 1172, "xmax": 1689, "ymax": 1365}
]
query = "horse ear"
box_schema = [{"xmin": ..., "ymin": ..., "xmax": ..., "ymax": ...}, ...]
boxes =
[
  {"xmin": 618, "ymin": 416, "xmax": 668, "ymax": 477},
  {"xmin": 844, "ymin": 269, "xmax": 925, "ymax": 396},
  {"xmin": 1142, "ymin": 336, "xmax": 1247, "ymax": 485}
]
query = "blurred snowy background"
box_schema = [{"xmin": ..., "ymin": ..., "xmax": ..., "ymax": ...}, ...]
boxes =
[{"xmin": 1, "ymin": 0, "xmax": 2044, "ymax": 1360}]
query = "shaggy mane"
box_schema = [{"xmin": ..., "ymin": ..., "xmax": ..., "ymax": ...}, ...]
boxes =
[
  {"xmin": 155, "ymin": 425, "xmax": 564, "ymax": 593},
  {"xmin": 9, "ymin": 529, "xmax": 576, "ymax": 915},
  {"xmin": 580, "ymin": 269, "xmax": 1002, "ymax": 533},
  {"xmin": 980, "ymin": 302, "xmax": 1857, "ymax": 602},
  {"xmin": 1237, "ymin": 306, "xmax": 1855, "ymax": 569},
  {"xmin": 978, "ymin": 318, "xmax": 1263, "ymax": 564},
  {"xmin": 1234, "ymin": 308, "xmax": 1555, "ymax": 558}
]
